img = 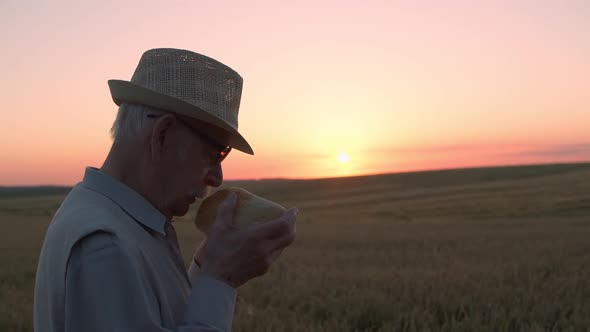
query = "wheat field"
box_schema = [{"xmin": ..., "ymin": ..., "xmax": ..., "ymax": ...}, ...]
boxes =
[{"xmin": 1, "ymin": 163, "xmax": 590, "ymax": 331}]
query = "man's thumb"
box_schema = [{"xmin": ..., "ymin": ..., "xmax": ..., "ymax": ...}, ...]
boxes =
[{"xmin": 214, "ymin": 192, "xmax": 238, "ymax": 227}]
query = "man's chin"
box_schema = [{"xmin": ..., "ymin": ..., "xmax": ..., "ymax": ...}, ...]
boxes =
[
  {"xmin": 171, "ymin": 202, "xmax": 191, "ymax": 218},
  {"xmin": 172, "ymin": 189, "xmax": 210, "ymax": 217}
]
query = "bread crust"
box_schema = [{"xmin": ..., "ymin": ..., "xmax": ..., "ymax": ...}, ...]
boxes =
[{"xmin": 194, "ymin": 187, "xmax": 287, "ymax": 233}]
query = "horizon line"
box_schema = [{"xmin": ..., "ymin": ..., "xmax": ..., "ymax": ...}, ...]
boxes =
[{"xmin": 2, "ymin": 161, "xmax": 589, "ymax": 188}]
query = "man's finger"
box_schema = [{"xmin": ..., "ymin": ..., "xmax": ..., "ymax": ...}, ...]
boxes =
[
  {"xmin": 251, "ymin": 207, "xmax": 298, "ymax": 240},
  {"xmin": 266, "ymin": 226, "xmax": 296, "ymax": 253},
  {"xmin": 213, "ymin": 192, "xmax": 238, "ymax": 228}
]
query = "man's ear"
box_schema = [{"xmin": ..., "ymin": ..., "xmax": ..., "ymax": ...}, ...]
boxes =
[{"xmin": 150, "ymin": 114, "xmax": 177, "ymax": 160}]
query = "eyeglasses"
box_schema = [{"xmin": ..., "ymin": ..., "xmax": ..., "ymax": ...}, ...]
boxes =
[{"xmin": 147, "ymin": 114, "xmax": 231, "ymax": 164}]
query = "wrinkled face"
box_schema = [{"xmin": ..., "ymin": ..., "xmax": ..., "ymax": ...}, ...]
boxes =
[{"xmin": 150, "ymin": 115, "xmax": 226, "ymax": 218}]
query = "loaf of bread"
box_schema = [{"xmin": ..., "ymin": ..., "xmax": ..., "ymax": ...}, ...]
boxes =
[{"xmin": 194, "ymin": 187, "xmax": 287, "ymax": 234}]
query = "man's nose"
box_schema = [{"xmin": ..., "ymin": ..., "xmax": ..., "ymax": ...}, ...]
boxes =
[{"xmin": 204, "ymin": 163, "xmax": 223, "ymax": 187}]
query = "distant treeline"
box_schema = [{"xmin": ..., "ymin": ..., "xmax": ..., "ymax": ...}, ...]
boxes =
[{"xmin": 0, "ymin": 186, "xmax": 72, "ymax": 199}]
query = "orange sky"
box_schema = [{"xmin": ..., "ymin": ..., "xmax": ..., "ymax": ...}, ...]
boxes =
[{"xmin": 1, "ymin": 0, "xmax": 589, "ymax": 185}]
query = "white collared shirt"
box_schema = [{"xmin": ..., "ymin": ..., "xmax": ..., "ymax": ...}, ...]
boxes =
[{"xmin": 34, "ymin": 167, "xmax": 235, "ymax": 331}]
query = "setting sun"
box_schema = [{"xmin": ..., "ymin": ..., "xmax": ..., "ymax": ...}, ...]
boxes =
[{"xmin": 337, "ymin": 152, "xmax": 350, "ymax": 164}]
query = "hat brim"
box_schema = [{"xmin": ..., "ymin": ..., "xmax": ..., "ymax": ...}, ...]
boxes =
[{"xmin": 108, "ymin": 80, "xmax": 254, "ymax": 155}]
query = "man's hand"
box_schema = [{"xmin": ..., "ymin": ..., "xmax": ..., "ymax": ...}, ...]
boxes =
[{"xmin": 199, "ymin": 192, "xmax": 297, "ymax": 288}]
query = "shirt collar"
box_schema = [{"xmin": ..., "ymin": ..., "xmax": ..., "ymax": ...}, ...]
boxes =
[{"xmin": 80, "ymin": 167, "xmax": 167, "ymax": 235}]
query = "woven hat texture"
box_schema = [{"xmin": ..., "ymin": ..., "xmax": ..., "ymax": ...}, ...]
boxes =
[{"xmin": 108, "ymin": 48, "xmax": 253, "ymax": 154}]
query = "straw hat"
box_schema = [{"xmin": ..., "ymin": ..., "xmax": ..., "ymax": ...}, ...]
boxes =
[
  {"xmin": 194, "ymin": 187, "xmax": 287, "ymax": 234},
  {"xmin": 108, "ymin": 48, "xmax": 253, "ymax": 154}
]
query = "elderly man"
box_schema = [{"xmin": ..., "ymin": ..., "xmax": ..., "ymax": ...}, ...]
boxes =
[{"xmin": 34, "ymin": 48, "xmax": 297, "ymax": 331}]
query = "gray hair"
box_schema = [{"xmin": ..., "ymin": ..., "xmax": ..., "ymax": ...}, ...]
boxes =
[
  {"xmin": 110, "ymin": 103, "xmax": 191, "ymax": 160},
  {"xmin": 110, "ymin": 103, "xmax": 165, "ymax": 141}
]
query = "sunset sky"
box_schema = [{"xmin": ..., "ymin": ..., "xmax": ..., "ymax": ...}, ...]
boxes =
[{"xmin": 1, "ymin": 0, "xmax": 589, "ymax": 185}]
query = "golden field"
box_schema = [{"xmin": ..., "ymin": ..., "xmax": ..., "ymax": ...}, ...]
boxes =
[{"xmin": 1, "ymin": 163, "xmax": 590, "ymax": 331}]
